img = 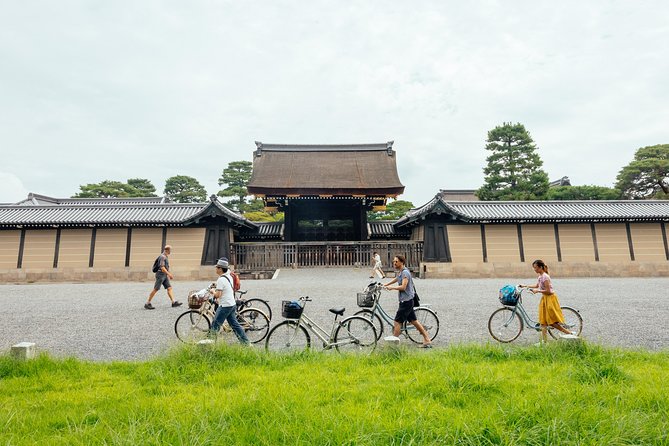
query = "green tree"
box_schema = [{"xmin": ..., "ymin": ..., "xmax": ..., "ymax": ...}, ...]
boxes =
[
  {"xmin": 476, "ymin": 122, "xmax": 549, "ymax": 201},
  {"xmin": 368, "ymin": 200, "xmax": 414, "ymax": 221},
  {"xmin": 244, "ymin": 211, "xmax": 285, "ymax": 222},
  {"xmin": 218, "ymin": 161, "xmax": 253, "ymax": 211},
  {"xmin": 73, "ymin": 180, "xmax": 139, "ymax": 198},
  {"xmin": 164, "ymin": 175, "xmax": 207, "ymax": 203},
  {"xmin": 615, "ymin": 144, "xmax": 669, "ymax": 199},
  {"xmin": 546, "ymin": 185, "xmax": 621, "ymax": 200},
  {"xmin": 127, "ymin": 178, "xmax": 157, "ymax": 197}
]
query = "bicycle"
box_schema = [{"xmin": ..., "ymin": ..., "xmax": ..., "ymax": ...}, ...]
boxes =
[
  {"xmin": 488, "ymin": 286, "xmax": 583, "ymax": 343},
  {"xmin": 174, "ymin": 296, "xmax": 270, "ymax": 344},
  {"xmin": 354, "ymin": 282, "xmax": 439, "ymax": 343},
  {"xmin": 264, "ymin": 297, "xmax": 378, "ymax": 354},
  {"xmin": 236, "ymin": 290, "xmax": 273, "ymax": 321}
]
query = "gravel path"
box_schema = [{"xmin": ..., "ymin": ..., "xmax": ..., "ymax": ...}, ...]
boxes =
[{"xmin": 1, "ymin": 268, "xmax": 667, "ymax": 361}]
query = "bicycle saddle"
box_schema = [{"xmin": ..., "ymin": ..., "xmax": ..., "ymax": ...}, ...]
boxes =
[{"xmin": 329, "ymin": 307, "xmax": 345, "ymax": 316}]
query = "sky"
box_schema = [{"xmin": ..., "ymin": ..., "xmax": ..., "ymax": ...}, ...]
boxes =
[{"xmin": 1, "ymin": 1, "xmax": 668, "ymax": 206}]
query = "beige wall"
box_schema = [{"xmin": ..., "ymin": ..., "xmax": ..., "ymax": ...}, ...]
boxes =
[
  {"xmin": 94, "ymin": 228, "xmax": 128, "ymax": 268},
  {"xmin": 57, "ymin": 229, "xmax": 92, "ymax": 269},
  {"xmin": 485, "ymin": 225, "xmax": 520, "ymax": 262},
  {"xmin": 629, "ymin": 223, "xmax": 667, "ymax": 262},
  {"xmin": 0, "ymin": 230, "xmax": 21, "ymax": 269},
  {"xmin": 129, "ymin": 228, "xmax": 163, "ymax": 268},
  {"xmin": 595, "ymin": 224, "xmax": 631, "ymax": 262},
  {"xmin": 447, "ymin": 225, "xmax": 483, "ymax": 263},
  {"xmin": 166, "ymin": 227, "xmax": 206, "ymax": 268},
  {"xmin": 558, "ymin": 224, "xmax": 595, "ymax": 262},
  {"xmin": 22, "ymin": 229, "xmax": 57, "ymax": 268},
  {"xmin": 521, "ymin": 224, "xmax": 558, "ymax": 264}
]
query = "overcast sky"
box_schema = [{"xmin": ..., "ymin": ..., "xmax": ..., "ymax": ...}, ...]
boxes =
[{"xmin": 1, "ymin": 1, "xmax": 668, "ymax": 206}]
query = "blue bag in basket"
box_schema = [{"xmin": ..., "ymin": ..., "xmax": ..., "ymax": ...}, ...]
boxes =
[{"xmin": 499, "ymin": 284, "xmax": 519, "ymax": 306}]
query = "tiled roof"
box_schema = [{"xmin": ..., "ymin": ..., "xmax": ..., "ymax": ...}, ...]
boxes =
[
  {"xmin": 0, "ymin": 194, "xmax": 256, "ymax": 228},
  {"xmin": 368, "ymin": 220, "xmax": 410, "ymax": 238},
  {"xmin": 247, "ymin": 141, "xmax": 405, "ymax": 197},
  {"xmin": 396, "ymin": 192, "xmax": 669, "ymax": 226},
  {"xmin": 14, "ymin": 193, "xmax": 170, "ymax": 206}
]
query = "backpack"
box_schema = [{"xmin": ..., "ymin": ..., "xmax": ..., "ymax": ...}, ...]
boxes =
[
  {"xmin": 230, "ymin": 271, "xmax": 241, "ymax": 292},
  {"xmin": 499, "ymin": 284, "xmax": 519, "ymax": 306},
  {"xmin": 151, "ymin": 256, "xmax": 161, "ymax": 273}
]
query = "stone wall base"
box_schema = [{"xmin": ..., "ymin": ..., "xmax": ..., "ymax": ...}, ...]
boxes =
[
  {"xmin": 0, "ymin": 267, "xmax": 225, "ymax": 284},
  {"xmin": 419, "ymin": 261, "xmax": 669, "ymax": 278}
]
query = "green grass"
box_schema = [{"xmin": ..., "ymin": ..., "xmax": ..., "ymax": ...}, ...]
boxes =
[{"xmin": 1, "ymin": 342, "xmax": 668, "ymax": 445}]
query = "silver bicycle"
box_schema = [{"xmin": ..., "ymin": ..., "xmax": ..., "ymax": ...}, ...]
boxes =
[
  {"xmin": 264, "ymin": 296, "xmax": 378, "ymax": 354},
  {"xmin": 354, "ymin": 282, "xmax": 439, "ymax": 343},
  {"xmin": 488, "ymin": 286, "xmax": 583, "ymax": 343}
]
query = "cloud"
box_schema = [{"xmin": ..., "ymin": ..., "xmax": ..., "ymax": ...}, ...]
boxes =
[{"xmin": 0, "ymin": 172, "xmax": 29, "ymax": 203}]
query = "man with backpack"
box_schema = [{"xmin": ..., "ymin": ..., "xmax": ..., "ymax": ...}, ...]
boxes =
[
  {"xmin": 144, "ymin": 245, "xmax": 182, "ymax": 310},
  {"xmin": 209, "ymin": 258, "xmax": 248, "ymax": 344}
]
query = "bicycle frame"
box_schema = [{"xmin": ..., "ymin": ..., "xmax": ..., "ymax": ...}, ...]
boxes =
[
  {"xmin": 366, "ymin": 285, "xmax": 431, "ymax": 333},
  {"xmin": 289, "ymin": 300, "xmax": 365, "ymax": 350},
  {"xmin": 506, "ymin": 297, "xmax": 542, "ymax": 332}
]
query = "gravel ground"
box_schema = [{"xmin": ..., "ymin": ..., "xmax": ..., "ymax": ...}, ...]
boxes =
[{"xmin": 1, "ymin": 268, "xmax": 668, "ymax": 361}]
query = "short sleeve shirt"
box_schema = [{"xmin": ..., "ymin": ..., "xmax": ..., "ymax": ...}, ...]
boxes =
[
  {"xmin": 156, "ymin": 254, "xmax": 169, "ymax": 276},
  {"xmin": 397, "ymin": 268, "xmax": 414, "ymax": 303},
  {"xmin": 216, "ymin": 273, "xmax": 236, "ymax": 307}
]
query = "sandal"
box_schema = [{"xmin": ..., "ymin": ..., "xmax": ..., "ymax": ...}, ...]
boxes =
[{"xmin": 419, "ymin": 344, "xmax": 433, "ymax": 349}]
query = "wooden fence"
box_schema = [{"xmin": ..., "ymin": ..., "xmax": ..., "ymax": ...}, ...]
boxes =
[{"xmin": 230, "ymin": 241, "xmax": 423, "ymax": 271}]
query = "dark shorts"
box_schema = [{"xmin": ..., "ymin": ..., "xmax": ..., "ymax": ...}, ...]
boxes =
[
  {"xmin": 394, "ymin": 300, "xmax": 417, "ymax": 323},
  {"xmin": 153, "ymin": 274, "xmax": 172, "ymax": 290}
]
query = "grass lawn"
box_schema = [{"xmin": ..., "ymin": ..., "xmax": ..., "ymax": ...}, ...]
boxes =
[{"xmin": 1, "ymin": 342, "xmax": 668, "ymax": 445}]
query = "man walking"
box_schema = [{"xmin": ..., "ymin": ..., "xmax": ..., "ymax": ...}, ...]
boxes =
[
  {"xmin": 209, "ymin": 258, "xmax": 249, "ymax": 344},
  {"xmin": 145, "ymin": 245, "xmax": 182, "ymax": 309}
]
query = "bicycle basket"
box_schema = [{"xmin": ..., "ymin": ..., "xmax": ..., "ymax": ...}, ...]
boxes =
[
  {"xmin": 357, "ymin": 291, "xmax": 375, "ymax": 308},
  {"xmin": 499, "ymin": 284, "xmax": 520, "ymax": 306},
  {"xmin": 188, "ymin": 289, "xmax": 209, "ymax": 309},
  {"xmin": 281, "ymin": 300, "xmax": 304, "ymax": 319}
]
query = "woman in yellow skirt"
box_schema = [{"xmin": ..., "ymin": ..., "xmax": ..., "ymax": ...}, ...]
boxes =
[{"xmin": 520, "ymin": 259, "xmax": 577, "ymax": 343}]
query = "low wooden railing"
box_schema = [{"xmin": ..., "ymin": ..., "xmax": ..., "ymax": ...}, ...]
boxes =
[{"xmin": 230, "ymin": 241, "xmax": 423, "ymax": 271}]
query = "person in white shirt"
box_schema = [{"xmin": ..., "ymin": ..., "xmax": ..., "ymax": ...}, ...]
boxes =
[
  {"xmin": 369, "ymin": 251, "xmax": 386, "ymax": 279},
  {"xmin": 209, "ymin": 258, "xmax": 248, "ymax": 344}
]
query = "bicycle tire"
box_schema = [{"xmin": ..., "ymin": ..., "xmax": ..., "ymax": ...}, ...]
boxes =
[
  {"xmin": 265, "ymin": 320, "xmax": 311, "ymax": 352},
  {"xmin": 353, "ymin": 309, "xmax": 384, "ymax": 341},
  {"xmin": 242, "ymin": 298, "xmax": 273, "ymax": 321},
  {"xmin": 405, "ymin": 307, "xmax": 440, "ymax": 343},
  {"xmin": 175, "ymin": 310, "xmax": 211, "ymax": 344},
  {"xmin": 548, "ymin": 306, "xmax": 583, "ymax": 340},
  {"xmin": 488, "ymin": 307, "xmax": 523, "ymax": 343},
  {"xmin": 237, "ymin": 308, "xmax": 270, "ymax": 344},
  {"xmin": 334, "ymin": 316, "xmax": 378, "ymax": 353}
]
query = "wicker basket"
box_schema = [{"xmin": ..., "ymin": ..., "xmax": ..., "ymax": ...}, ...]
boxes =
[
  {"xmin": 188, "ymin": 290, "xmax": 209, "ymax": 309},
  {"xmin": 281, "ymin": 300, "xmax": 303, "ymax": 319},
  {"xmin": 357, "ymin": 291, "xmax": 375, "ymax": 308}
]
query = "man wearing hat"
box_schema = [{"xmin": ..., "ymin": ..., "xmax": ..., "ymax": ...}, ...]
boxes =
[{"xmin": 209, "ymin": 258, "xmax": 249, "ymax": 344}]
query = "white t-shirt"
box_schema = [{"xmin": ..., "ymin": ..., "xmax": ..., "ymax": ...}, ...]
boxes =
[
  {"xmin": 373, "ymin": 254, "xmax": 382, "ymax": 267},
  {"xmin": 216, "ymin": 272, "xmax": 236, "ymax": 307}
]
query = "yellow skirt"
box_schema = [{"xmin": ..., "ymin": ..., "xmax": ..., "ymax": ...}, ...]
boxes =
[{"xmin": 538, "ymin": 293, "xmax": 565, "ymax": 326}]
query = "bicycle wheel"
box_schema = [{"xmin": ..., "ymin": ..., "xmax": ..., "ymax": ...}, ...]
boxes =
[
  {"xmin": 488, "ymin": 307, "xmax": 523, "ymax": 343},
  {"xmin": 243, "ymin": 298, "xmax": 273, "ymax": 321},
  {"xmin": 334, "ymin": 316, "xmax": 377, "ymax": 353},
  {"xmin": 175, "ymin": 310, "xmax": 211, "ymax": 343},
  {"xmin": 406, "ymin": 307, "xmax": 440, "ymax": 343},
  {"xmin": 237, "ymin": 308, "xmax": 270, "ymax": 344},
  {"xmin": 548, "ymin": 307, "xmax": 583, "ymax": 340},
  {"xmin": 265, "ymin": 320, "xmax": 311, "ymax": 352},
  {"xmin": 354, "ymin": 309, "xmax": 384, "ymax": 341}
]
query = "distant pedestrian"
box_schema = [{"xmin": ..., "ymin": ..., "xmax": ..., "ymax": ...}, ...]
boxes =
[
  {"xmin": 370, "ymin": 251, "xmax": 386, "ymax": 279},
  {"xmin": 384, "ymin": 255, "xmax": 431, "ymax": 347},
  {"xmin": 144, "ymin": 245, "xmax": 182, "ymax": 309},
  {"xmin": 209, "ymin": 258, "xmax": 249, "ymax": 344},
  {"xmin": 519, "ymin": 259, "xmax": 577, "ymax": 343}
]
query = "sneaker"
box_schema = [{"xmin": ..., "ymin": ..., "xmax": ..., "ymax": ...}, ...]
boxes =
[
  {"xmin": 144, "ymin": 303, "xmax": 155, "ymax": 310},
  {"xmin": 172, "ymin": 301, "xmax": 183, "ymax": 308},
  {"xmin": 560, "ymin": 333, "xmax": 579, "ymax": 339},
  {"xmin": 533, "ymin": 341, "xmax": 545, "ymax": 347}
]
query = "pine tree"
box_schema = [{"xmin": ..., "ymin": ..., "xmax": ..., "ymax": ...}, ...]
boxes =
[{"xmin": 476, "ymin": 122, "xmax": 549, "ymax": 201}]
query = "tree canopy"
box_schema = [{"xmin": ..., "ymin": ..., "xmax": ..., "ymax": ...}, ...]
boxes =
[
  {"xmin": 73, "ymin": 179, "xmax": 157, "ymax": 198},
  {"xmin": 476, "ymin": 122, "xmax": 549, "ymax": 201},
  {"xmin": 615, "ymin": 144, "xmax": 669, "ymax": 199},
  {"xmin": 218, "ymin": 161, "xmax": 253, "ymax": 211},
  {"xmin": 546, "ymin": 185, "xmax": 621, "ymax": 200},
  {"xmin": 164, "ymin": 175, "xmax": 207, "ymax": 203},
  {"xmin": 368, "ymin": 200, "xmax": 414, "ymax": 221}
]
